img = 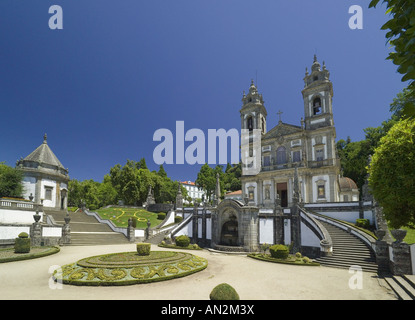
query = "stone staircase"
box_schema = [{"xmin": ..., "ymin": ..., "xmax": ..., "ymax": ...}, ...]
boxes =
[
  {"xmin": 383, "ymin": 275, "xmax": 415, "ymax": 300},
  {"xmin": 315, "ymin": 221, "xmax": 379, "ymax": 273},
  {"xmin": 44, "ymin": 209, "xmax": 130, "ymax": 246},
  {"xmin": 146, "ymin": 230, "xmax": 170, "ymax": 245}
]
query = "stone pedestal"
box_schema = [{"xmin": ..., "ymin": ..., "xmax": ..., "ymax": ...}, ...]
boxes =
[
  {"xmin": 61, "ymin": 212, "xmax": 71, "ymax": 245},
  {"xmin": 127, "ymin": 218, "xmax": 135, "ymax": 242},
  {"xmin": 375, "ymin": 240, "xmax": 389, "ymax": 272},
  {"xmin": 30, "ymin": 222, "xmax": 42, "ymax": 246},
  {"xmin": 290, "ymin": 207, "xmax": 301, "ymax": 254},
  {"xmin": 391, "ymin": 241, "xmax": 412, "ymax": 275},
  {"xmin": 274, "ymin": 215, "xmax": 284, "ymax": 245}
]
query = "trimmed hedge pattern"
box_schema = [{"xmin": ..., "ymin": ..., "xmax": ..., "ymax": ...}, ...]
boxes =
[
  {"xmin": 55, "ymin": 251, "xmax": 208, "ymax": 286},
  {"xmin": 0, "ymin": 246, "xmax": 60, "ymax": 263}
]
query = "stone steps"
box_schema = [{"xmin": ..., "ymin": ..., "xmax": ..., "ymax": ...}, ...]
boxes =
[
  {"xmin": 44, "ymin": 209, "xmax": 130, "ymax": 246},
  {"xmin": 315, "ymin": 221, "xmax": 379, "ymax": 273},
  {"xmin": 383, "ymin": 275, "xmax": 415, "ymax": 300}
]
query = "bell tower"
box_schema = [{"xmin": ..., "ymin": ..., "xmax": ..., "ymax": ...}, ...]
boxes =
[
  {"xmin": 301, "ymin": 55, "xmax": 334, "ymax": 130},
  {"xmin": 240, "ymin": 80, "xmax": 267, "ymax": 135}
]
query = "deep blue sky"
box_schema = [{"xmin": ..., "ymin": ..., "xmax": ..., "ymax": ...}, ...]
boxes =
[{"xmin": 0, "ymin": 0, "xmax": 407, "ymax": 183}]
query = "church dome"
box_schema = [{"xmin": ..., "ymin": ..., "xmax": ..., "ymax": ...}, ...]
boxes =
[
  {"xmin": 17, "ymin": 134, "xmax": 68, "ymax": 177},
  {"xmin": 339, "ymin": 177, "xmax": 358, "ymax": 191}
]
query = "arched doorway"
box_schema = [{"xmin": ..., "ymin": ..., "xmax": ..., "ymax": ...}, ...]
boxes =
[{"xmin": 220, "ymin": 215, "xmax": 238, "ymax": 246}]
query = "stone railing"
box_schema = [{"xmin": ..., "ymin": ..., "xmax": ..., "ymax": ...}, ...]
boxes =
[
  {"xmin": 0, "ymin": 199, "xmax": 43, "ymax": 212},
  {"xmin": 299, "ymin": 206, "xmax": 333, "ymax": 257}
]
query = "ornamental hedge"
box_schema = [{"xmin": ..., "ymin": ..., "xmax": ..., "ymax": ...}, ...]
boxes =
[
  {"xmin": 210, "ymin": 283, "xmax": 240, "ymax": 300},
  {"xmin": 175, "ymin": 235, "xmax": 190, "ymax": 248},
  {"xmin": 136, "ymin": 243, "xmax": 151, "ymax": 256},
  {"xmin": 14, "ymin": 232, "xmax": 30, "ymax": 254},
  {"xmin": 269, "ymin": 244, "xmax": 289, "ymax": 259}
]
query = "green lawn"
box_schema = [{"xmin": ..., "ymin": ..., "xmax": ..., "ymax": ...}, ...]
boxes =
[
  {"xmin": 401, "ymin": 227, "xmax": 415, "ymax": 244},
  {"xmin": 95, "ymin": 207, "xmax": 164, "ymax": 229}
]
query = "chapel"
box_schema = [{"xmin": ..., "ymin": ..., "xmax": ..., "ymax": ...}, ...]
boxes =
[{"xmin": 15, "ymin": 134, "xmax": 69, "ymax": 210}]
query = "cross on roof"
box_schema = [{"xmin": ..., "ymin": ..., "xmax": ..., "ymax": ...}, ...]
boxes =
[{"xmin": 277, "ymin": 110, "xmax": 283, "ymax": 123}]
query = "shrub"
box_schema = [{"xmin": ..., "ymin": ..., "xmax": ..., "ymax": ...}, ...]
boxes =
[
  {"xmin": 175, "ymin": 216, "xmax": 183, "ymax": 223},
  {"xmin": 14, "ymin": 233, "xmax": 30, "ymax": 253},
  {"xmin": 295, "ymin": 252, "xmax": 302, "ymax": 259},
  {"xmin": 356, "ymin": 219, "xmax": 370, "ymax": 229},
  {"xmin": 136, "ymin": 243, "xmax": 151, "ymax": 256},
  {"xmin": 158, "ymin": 212, "xmax": 166, "ymax": 220},
  {"xmin": 269, "ymin": 244, "xmax": 289, "ymax": 259},
  {"xmin": 210, "ymin": 283, "xmax": 240, "ymax": 300},
  {"xmin": 175, "ymin": 235, "xmax": 190, "ymax": 247},
  {"xmin": 302, "ymin": 257, "xmax": 311, "ymax": 264}
]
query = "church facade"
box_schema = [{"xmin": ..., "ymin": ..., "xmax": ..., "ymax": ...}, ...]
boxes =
[{"xmin": 240, "ymin": 56, "xmax": 356, "ymax": 207}]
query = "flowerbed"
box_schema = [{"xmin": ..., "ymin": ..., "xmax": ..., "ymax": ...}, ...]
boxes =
[
  {"xmin": 248, "ymin": 253, "xmax": 320, "ymax": 266},
  {"xmin": 0, "ymin": 246, "xmax": 60, "ymax": 263},
  {"xmin": 54, "ymin": 251, "xmax": 208, "ymax": 286}
]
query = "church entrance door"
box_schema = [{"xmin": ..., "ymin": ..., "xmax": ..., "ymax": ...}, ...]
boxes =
[{"xmin": 277, "ymin": 183, "xmax": 288, "ymax": 207}]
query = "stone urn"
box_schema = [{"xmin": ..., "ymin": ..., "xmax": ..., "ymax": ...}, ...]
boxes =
[
  {"xmin": 391, "ymin": 229, "xmax": 407, "ymax": 243},
  {"xmin": 375, "ymin": 229, "xmax": 386, "ymax": 241},
  {"xmin": 33, "ymin": 210, "xmax": 41, "ymax": 223}
]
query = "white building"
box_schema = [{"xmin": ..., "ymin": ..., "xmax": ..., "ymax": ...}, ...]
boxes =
[
  {"xmin": 16, "ymin": 134, "xmax": 69, "ymax": 210},
  {"xmin": 180, "ymin": 181, "xmax": 206, "ymax": 204}
]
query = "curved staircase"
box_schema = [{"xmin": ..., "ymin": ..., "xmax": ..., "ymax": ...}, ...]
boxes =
[
  {"xmin": 45, "ymin": 209, "xmax": 129, "ymax": 246},
  {"xmin": 315, "ymin": 221, "xmax": 379, "ymax": 273}
]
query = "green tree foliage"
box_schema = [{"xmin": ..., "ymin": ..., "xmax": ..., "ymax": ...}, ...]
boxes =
[
  {"xmin": 0, "ymin": 163, "xmax": 23, "ymax": 198},
  {"xmin": 369, "ymin": 0, "xmax": 415, "ymax": 118},
  {"xmin": 336, "ymin": 90, "xmax": 404, "ymax": 193},
  {"xmin": 67, "ymin": 158, "xmax": 179, "ymax": 209},
  {"xmin": 108, "ymin": 159, "xmax": 180, "ymax": 206},
  {"xmin": 195, "ymin": 162, "xmax": 242, "ymax": 202},
  {"xmin": 368, "ymin": 118, "xmax": 415, "ymax": 228}
]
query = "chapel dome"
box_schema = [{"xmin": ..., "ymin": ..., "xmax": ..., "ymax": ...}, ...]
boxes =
[{"xmin": 339, "ymin": 177, "xmax": 358, "ymax": 191}]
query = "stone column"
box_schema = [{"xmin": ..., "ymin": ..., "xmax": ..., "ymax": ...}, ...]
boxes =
[
  {"xmin": 290, "ymin": 166, "xmax": 302, "ymax": 253},
  {"xmin": 192, "ymin": 204, "xmax": 199, "ymax": 244},
  {"xmin": 201, "ymin": 207, "xmax": 207, "ymax": 247},
  {"xmin": 127, "ymin": 218, "xmax": 135, "ymax": 243},
  {"xmin": 243, "ymin": 207, "xmax": 259, "ymax": 252},
  {"xmin": 273, "ymin": 196, "xmax": 284, "ymax": 244}
]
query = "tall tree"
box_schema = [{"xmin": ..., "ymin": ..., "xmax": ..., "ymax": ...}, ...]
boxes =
[
  {"xmin": 0, "ymin": 163, "xmax": 23, "ymax": 198},
  {"xmin": 369, "ymin": 0, "xmax": 415, "ymax": 118},
  {"xmin": 368, "ymin": 118, "xmax": 415, "ymax": 228}
]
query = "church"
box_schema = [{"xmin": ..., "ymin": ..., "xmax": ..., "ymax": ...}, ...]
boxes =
[{"xmin": 240, "ymin": 55, "xmax": 358, "ymax": 207}]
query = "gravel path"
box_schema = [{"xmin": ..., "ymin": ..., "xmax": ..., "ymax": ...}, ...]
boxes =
[{"xmin": 0, "ymin": 243, "xmax": 397, "ymax": 300}]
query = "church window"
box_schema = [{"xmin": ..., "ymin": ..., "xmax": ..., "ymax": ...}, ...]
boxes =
[
  {"xmin": 313, "ymin": 97, "xmax": 322, "ymax": 115},
  {"xmin": 261, "ymin": 117, "xmax": 265, "ymax": 134},
  {"xmin": 276, "ymin": 146, "xmax": 287, "ymax": 165},
  {"xmin": 318, "ymin": 185, "xmax": 325, "ymax": 199},
  {"xmin": 293, "ymin": 150, "xmax": 301, "ymax": 162},
  {"xmin": 45, "ymin": 187, "xmax": 53, "ymax": 201},
  {"xmin": 316, "ymin": 148, "xmax": 324, "ymax": 161},
  {"xmin": 247, "ymin": 116, "xmax": 253, "ymax": 131},
  {"xmin": 263, "ymin": 155, "xmax": 270, "ymax": 167}
]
